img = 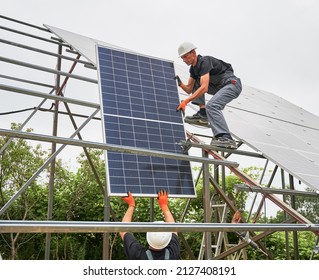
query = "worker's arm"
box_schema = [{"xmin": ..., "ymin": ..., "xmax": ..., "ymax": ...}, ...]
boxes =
[
  {"xmin": 176, "ymin": 73, "xmax": 209, "ymax": 112},
  {"xmin": 162, "ymin": 208, "xmax": 175, "ymax": 223},
  {"xmin": 176, "ymin": 76, "xmax": 196, "ymax": 94},
  {"xmin": 157, "ymin": 190, "xmax": 177, "ymax": 235},
  {"xmin": 188, "ymin": 73, "xmax": 209, "ymax": 101},
  {"xmin": 120, "ymin": 192, "xmax": 135, "ymax": 240}
]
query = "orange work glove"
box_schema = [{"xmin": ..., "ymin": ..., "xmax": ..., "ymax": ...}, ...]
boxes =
[
  {"xmin": 121, "ymin": 192, "xmax": 135, "ymax": 207},
  {"xmin": 176, "ymin": 98, "xmax": 190, "ymax": 113},
  {"xmin": 157, "ymin": 189, "xmax": 169, "ymax": 212}
]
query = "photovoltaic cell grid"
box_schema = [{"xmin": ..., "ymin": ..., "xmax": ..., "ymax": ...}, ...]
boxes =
[{"xmin": 96, "ymin": 45, "xmax": 195, "ymax": 197}]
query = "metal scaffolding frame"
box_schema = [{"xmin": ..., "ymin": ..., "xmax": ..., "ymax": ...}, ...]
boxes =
[
  {"xmin": 184, "ymin": 132, "xmax": 319, "ymax": 259},
  {"xmin": 1, "ymin": 15, "xmax": 318, "ymax": 260}
]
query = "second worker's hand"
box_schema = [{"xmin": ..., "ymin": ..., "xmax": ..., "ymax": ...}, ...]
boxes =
[
  {"xmin": 157, "ymin": 189, "xmax": 169, "ymax": 212},
  {"xmin": 121, "ymin": 191, "xmax": 135, "ymax": 207}
]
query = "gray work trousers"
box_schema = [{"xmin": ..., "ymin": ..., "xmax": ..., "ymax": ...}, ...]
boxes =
[{"xmin": 206, "ymin": 78, "xmax": 242, "ymax": 137}]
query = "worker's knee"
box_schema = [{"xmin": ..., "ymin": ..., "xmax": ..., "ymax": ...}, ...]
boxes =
[{"xmin": 206, "ymin": 101, "xmax": 225, "ymax": 111}]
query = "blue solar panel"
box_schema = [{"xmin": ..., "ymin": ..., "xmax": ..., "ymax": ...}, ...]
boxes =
[{"xmin": 96, "ymin": 45, "xmax": 195, "ymax": 197}]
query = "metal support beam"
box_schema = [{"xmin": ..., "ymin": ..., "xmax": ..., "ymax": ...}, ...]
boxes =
[
  {"xmin": 0, "ymin": 221, "xmax": 318, "ymax": 233},
  {"xmin": 0, "ymin": 14, "xmax": 49, "ymax": 32},
  {"xmin": 179, "ymin": 140, "xmax": 265, "ymax": 158},
  {"xmin": 0, "ymin": 84, "xmax": 100, "ymax": 108},
  {"xmin": 0, "ymin": 73, "xmax": 55, "ymax": 88},
  {"xmin": 202, "ymin": 150, "xmax": 212, "ymax": 259},
  {"xmin": 0, "ymin": 56, "xmax": 97, "ymax": 84},
  {"xmin": 289, "ymin": 174, "xmax": 299, "ymax": 260},
  {"xmin": 0, "ymin": 129, "xmax": 240, "ymax": 167},
  {"xmin": 0, "ymin": 38, "xmax": 92, "ymax": 67},
  {"xmin": 0, "ymin": 25, "xmax": 68, "ymax": 47},
  {"xmin": 45, "ymin": 42, "xmax": 63, "ymax": 260},
  {"xmin": 234, "ymin": 184, "xmax": 319, "ymax": 198},
  {"xmin": 0, "ymin": 88, "xmax": 55, "ymax": 155}
]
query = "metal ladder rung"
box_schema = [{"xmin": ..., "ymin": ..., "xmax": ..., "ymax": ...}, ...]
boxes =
[
  {"xmin": 213, "ymin": 204, "xmax": 227, "ymax": 207},
  {"xmin": 198, "ymin": 201, "xmax": 228, "ymax": 260},
  {"xmin": 202, "ymin": 244, "xmax": 218, "ymax": 249}
]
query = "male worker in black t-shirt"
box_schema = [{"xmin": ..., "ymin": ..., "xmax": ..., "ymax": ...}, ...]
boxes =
[
  {"xmin": 175, "ymin": 42, "xmax": 242, "ymax": 149},
  {"xmin": 120, "ymin": 190, "xmax": 180, "ymax": 260}
]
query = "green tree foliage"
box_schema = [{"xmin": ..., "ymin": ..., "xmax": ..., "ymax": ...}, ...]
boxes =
[
  {"xmin": 0, "ymin": 124, "xmax": 47, "ymax": 259},
  {"xmin": 249, "ymin": 231, "xmax": 319, "ymax": 260},
  {"xmin": 49, "ymin": 149, "xmax": 106, "ymax": 260},
  {"xmin": 292, "ymin": 188, "xmax": 319, "ymax": 223}
]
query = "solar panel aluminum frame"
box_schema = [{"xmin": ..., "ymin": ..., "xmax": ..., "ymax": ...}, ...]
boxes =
[{"xmin": 96, "ymin": 44, "xmax": 196, "ymax": 198}]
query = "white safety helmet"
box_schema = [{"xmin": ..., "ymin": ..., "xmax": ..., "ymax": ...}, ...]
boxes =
[
  {"xmin": 178, "ymin": 42, "xmax": 197, "ymax": 57},
  {"xmin": 146, "ymin": 222, "xmax": 172, "ymax": 250}
]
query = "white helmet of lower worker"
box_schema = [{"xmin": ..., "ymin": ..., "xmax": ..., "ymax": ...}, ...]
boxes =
[
  {"xmin": 178, "ymin": 42, "xmax": 197, "ymax": 57},
  {"xmin": 146, "ymin": 222, "xmax": 172, "ymax": 250}
]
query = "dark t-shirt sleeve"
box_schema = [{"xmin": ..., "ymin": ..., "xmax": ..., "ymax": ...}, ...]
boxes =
[
  {"xmin": 190, "ymin": 56, "xmax": 233, "ymax": 79},
  {"xmin": 167, "ymin": 233, "xmax": 180, "ymax": 259},
  {"xmin": 190, "ymin": 56, "xmax": 214, "ymax": 79},
  {"xmin": 123, "ymin": 233, "xmax": 146, "ymax": 260},
  {"xmin": 197, "ymin": 57, "xmax": 214, "ymax": 76}
]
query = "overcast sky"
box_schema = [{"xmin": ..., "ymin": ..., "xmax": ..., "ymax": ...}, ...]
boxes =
[{"xmin": 2, "ymin": 0, "xmax": 319, "ymax": 116}]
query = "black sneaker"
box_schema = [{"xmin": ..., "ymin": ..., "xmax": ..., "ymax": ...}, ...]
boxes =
[
  {"xmin": 211, "ymin": 136, "xmax": 237, "ymax": 149},
  {"xmin": 184, "ymin": 111, "xmax": 208, "ymax": 125}
]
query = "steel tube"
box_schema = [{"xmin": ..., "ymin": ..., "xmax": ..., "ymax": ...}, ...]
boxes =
[
  {"xmin": 0, "ymin": 56, "xmax": 97, "ymax": 83},
  {"xmin": 0, "ymin": 84, "xmax": 100, "ymax": 108},
  {"xmin": 235, "ymin": 184, "xmax": 319, "ymax": 198},
  {"xmin": 0, "ymin": 221, "xmax": 318, "ymax": 233},
  {"xmin": 0, "ymin": 129, "xmax": 240, "ymax": 167}
]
